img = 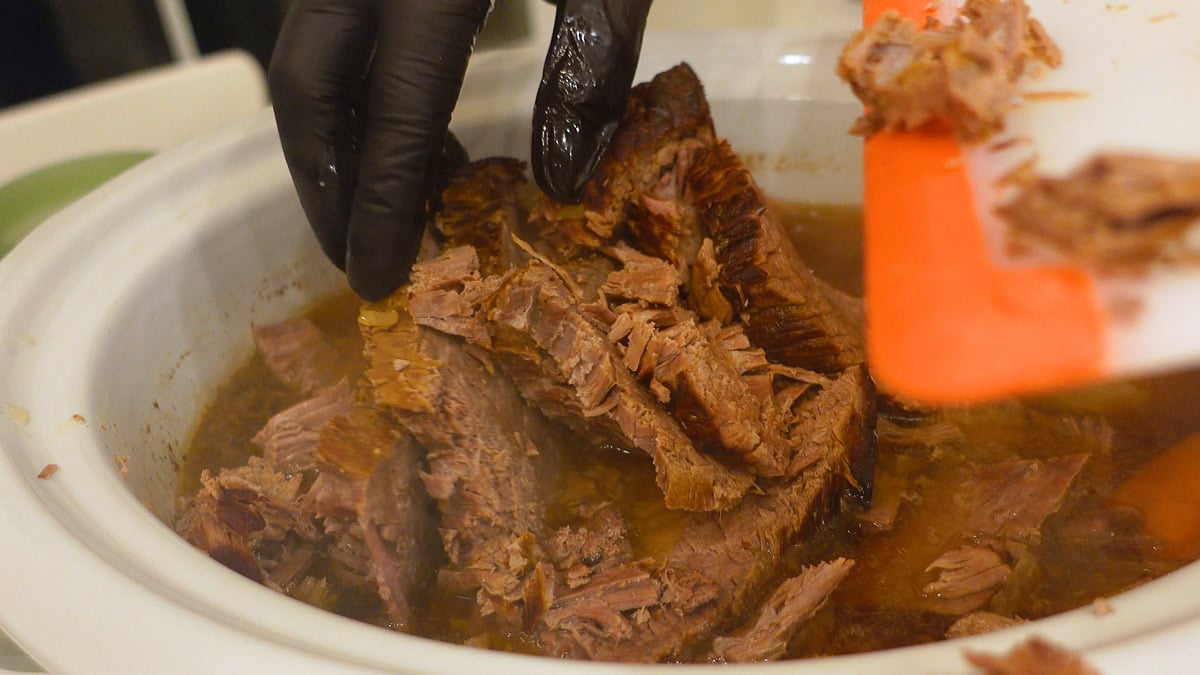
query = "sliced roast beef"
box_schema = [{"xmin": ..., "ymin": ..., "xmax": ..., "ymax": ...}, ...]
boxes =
[
  {"xmin": 315, "ymin": 407, "xmax": 435, "ymax": 629},
  {"xmin": 177, "ymin": 456, "xmax": 318, "ymax": 588},
  {"xmin": 962, "ymin": 454, "xmax": 1089, "ymax": 542},
  {"xmin": 482, "ymin": 262, "xmax": 755, "ymax": 512},
  {"xmin": 711, "ymin": 558, "xmax": 855, "ymax": 663},
  {"xmin": 362, "ymin": 294, "xmax": 557, "ymax": 630},
  {"xmin": 251, "ymin": 379, "xmax": 354, "ymax": 475},
  {"xmin": 536, "ymin": 366, "xmax": 875, "ymax": 662},
  {"xmin": 251, "ymin": 318, "xmax": 345, "ymax": 394},
  {"xmin": 688, "ymin": 140, "xmax": 865, "ymax": 373}
]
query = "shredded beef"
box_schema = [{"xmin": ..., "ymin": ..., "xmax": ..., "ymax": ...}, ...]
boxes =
[
  {"xmin": 946, "ymin": 611, "xmax": 1026, "ymax": 639},
  {"xmin": 177, "ymin": 457, "xmax": 317, "ymax": 587},
  {"xmin": 184, "ymin": 62, "xmax": 884, "ymax": 662},
  {"xmin": 1002, "ymin": 153, "xmax": 1200, "ymax": 271},
  {"xmin": 433, "ymin": 157, "xmax": 531, "ymax": 277},
  {"xmin": 711, "ymin": 558, "xmax": 855, "ymax": 663},
  {"xmin": 482, "ymin": 262, "xmax": 755, "ymax": 511},
  {"xmin": 362, "ymin": 292, "xmax": 558, "ymax": 630},
  {"xmin": 577, "ymin": 63, "xmax": 715, "ymax": 249},
  {"xmin": 837, "ymin": 0, "xmax": 1062, "ymax": 141},
  {"xmin": 922, "ymin": 545, "xmax": 1012, "ymax": 614},
  {"xmin": 315, "ymin": 407, "xmax": 434, "ymax": 628},
  {"xmin": 363, "ymin": 153, "xmax": 570, "ymax": 630}
]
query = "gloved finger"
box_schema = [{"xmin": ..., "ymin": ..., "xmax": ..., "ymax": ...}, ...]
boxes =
[
  {"xmin": 345, "ymin": 0, "xmax": 492, "ymax": 301},
  {"xmin": 428, "ymin": 131, "xmax": 471, "ymax": 216},
  {"xmin": 268, "ymin": 0, "xmax": 376, "ymax": 271},
  {"xmin": 532, "ymin": 0, "xmax": 653, "ymax": 203}
]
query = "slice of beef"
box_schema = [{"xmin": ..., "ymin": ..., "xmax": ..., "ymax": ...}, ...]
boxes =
[
  {"xmin": 251, "ymin": 318, "xmax": 345, "ymax": 394},
  {"xmin": 537, "ymin": 366, "xmax": 875, "ymax": 661},
  {"xmin": 362, "ymin": 294, "xmax": 557, "ymax": 630},
  {"xmin": 688, "ymin": 140, "xmax": 865, "ymax": 373},
  {"xmin": 251, "ymin": 379, "xmax": 354, "ymax": 476},
  {"xmin": 1001, "ymin": 153, "xmax": 1200, "ymax": 271},
  {"xmin": 316, "ymin": 407, "xmax": 435, "ymax": 629},
  {"xmin": 547, "ymin": 502, "xmax": 635, "ymax": 590},
  {"xmin": 177, "ymin": 456, "xmax": 319, "ymax": 587},
  {"xmin": 963, "ymin": 454, "xmax": 1089, "ymax": 542},
  {"xmin": 836, "ymin": 1, "xmax": 1062, "ymax": 141},
  {"xmin": 599, "ymin": 244, "xmax": 681, "ymax": 307},
  {"xmin": 965, "ymin": 636, "xmax": 1098, "ymax": 675},
  {"xmin": 710, "ymin": 558, "xmax": 855, "ymax": 663},
  {"xmin": 482, "ymin": 262, "xmax": 755, "ymax": 512}
]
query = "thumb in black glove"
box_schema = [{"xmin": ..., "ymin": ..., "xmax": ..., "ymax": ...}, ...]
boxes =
[{"xmin": 269, "ymin": 0, "xmax": 651, "ymax": 301}]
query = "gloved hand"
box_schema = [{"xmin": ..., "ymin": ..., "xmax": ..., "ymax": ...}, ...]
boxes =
[{"xmin": 269, "ymin": 0, "xmax": 652, "ymax": 301}]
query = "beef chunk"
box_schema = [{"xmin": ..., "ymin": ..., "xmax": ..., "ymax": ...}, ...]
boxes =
[
  {"xmin": 536, "ymin": 367, "xmax": 875, "ymax": 661},
  {"xmin": 316, "ymin": 407, "xmax": 435, "ymax": 628},
  {"xmin": 711, "ymin": 558, "xmax": 855, "ymax": 663},
  {"xmin": 922, "ymin": 545, "xmax": 1012, "ymax": 615},
  {"xmin": 689, "ymin": 140, "xmax": 864, "ymax": 373},
  {"xmin": 177, "ymin": 457, "xmax": 318, "ymax": 588},
  {"xmin": 252, "ymin": 379, "xmax": 354, "ymax": 475},
  {"xmin": 483, "ymin": 262, "xmax": 755, "ymax": 511},
  {"xmin": 837, "ymin": 0, "xmax": 1061, "ymax": 141},
  {"xmin": 966, "ymin": 636, "xmax": 1098, "ymax": 675},
  {"xmin": 251, "ymin": 318, "xmax": 344, "ymax": 394},
  {"xmin": 362, "ymin": 294, "xmax": 557, "ymax": 630},
  {"xmin": 1002, "ymin": 153, "xmax": 1200, "ymax": 271}
]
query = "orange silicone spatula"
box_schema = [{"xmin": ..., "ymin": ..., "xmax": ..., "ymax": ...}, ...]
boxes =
[{"xmin": 862, "ymin": 0, "xmax": 1200, "ymax": 404}]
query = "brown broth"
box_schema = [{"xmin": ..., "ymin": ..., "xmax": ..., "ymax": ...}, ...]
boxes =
[{"xmin": 178, "ymin": 201, "xmax": 1200, "ymax": 658}]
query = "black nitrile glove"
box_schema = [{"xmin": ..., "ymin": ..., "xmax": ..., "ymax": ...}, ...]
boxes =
[
  {"xmin": 533, "ymin": 0, "xmax": 653, "ymax": 203},
  {"xmin": 269, "ymin": 0, "xmax": 651, "ymax": 301}
]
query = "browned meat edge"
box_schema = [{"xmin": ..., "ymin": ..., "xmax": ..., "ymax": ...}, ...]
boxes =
[
  {"xmin": 710, "ymin": 557, "xmax": 855, "ymax": 662},
  {"xmin": 689, "ymin": 140, "xmax": 865, "ymax": 373}
]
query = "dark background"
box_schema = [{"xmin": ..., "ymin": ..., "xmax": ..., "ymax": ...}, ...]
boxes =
[{"xmin": 0, "ymin": 0, "xmax": 531, "ymax": 110}]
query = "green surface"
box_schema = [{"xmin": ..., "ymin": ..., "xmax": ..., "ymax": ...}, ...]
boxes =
[{"xmin": 0, "ymin": 152, "xmax": 151, "ymax": 259}]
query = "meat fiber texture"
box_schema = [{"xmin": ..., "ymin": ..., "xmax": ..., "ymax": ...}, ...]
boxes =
[
  {"xmin": 179, "ymin": 319, "xmax": 437, "ymax": 629},
  {"xmin": 1002, "ymin": 153, "xmax": 1200, "ymax": 272},
  {"xmin": 359, "ymin": 63, "xmax": 875, "ymax": 661}
]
